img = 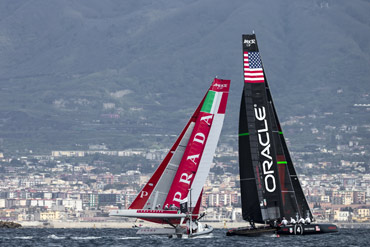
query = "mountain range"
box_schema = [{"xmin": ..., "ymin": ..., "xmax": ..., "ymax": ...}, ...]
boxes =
[{"xmin": 0, "ymin": 0, "xmax": 369, "ymax": 153}]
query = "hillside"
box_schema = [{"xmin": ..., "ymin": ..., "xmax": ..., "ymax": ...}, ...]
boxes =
[{"xmin": 0, "ymin": 0, "xmax": 369, "ymax": 153}]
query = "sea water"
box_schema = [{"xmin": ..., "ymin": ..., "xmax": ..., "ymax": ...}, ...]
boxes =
[{"xmin": 0, "ymin": 228, "xmax": 368, "ymax": 247}]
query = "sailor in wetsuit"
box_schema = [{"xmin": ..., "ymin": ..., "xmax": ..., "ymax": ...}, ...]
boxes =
[
  {"xmin": 290, "ymin": 217, "xmax": 296, "ymax": 225},
  {"xmin": 273, "ymin": 220, "xmax": 278, "ymax": 227},
  {"xmin": 305, "ymin": 217, "xmax": 311, "ymax": 224},
  {"xmin": 298, "ymin": 217, "xmax": 305, "ymax": 224},
  {"xmin": 281, "ymin": 217, "xmax": 289, "ymax": 226}
]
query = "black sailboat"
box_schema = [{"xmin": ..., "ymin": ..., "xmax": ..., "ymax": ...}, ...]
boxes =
[{"xmin": 227, "ymin": 34, "xmax": 338, "ymax": 236}]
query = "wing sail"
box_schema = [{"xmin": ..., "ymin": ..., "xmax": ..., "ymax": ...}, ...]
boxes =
[{"xmin": 128, "ymin": 78, "xmax": 230, "ymax": 225}]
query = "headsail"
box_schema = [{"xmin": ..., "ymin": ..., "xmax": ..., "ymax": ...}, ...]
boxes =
[
  {"xmin": 127, "ymin": 78, "xmax": 230, "ymax": 222},
  {"xmin": 239, "ymin": 34, "xmax": 312, "ymax": 224}
]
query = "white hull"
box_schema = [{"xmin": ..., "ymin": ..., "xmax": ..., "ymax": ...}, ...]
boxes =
[
  {"xmin": 135, "ymin": 222, "xmax": 213, "ymax": 238},
  {"xmin": 137, "ymin": 227, "xmax": 178, "ymax": 235},
  {"xmin": 109, "ymin": 209, "xmax": 187, "ymax": 219},
  {"xmin": 187, "ymin": 225, "xmax": 213, "ymax": 238}
]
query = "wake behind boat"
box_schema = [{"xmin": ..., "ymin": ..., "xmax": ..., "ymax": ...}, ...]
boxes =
[
  {"xmin": 110, "ymin": 78, "xmax": 230, "ymax": 238},
  {"xmin": 226, "ymin": 34, "xmax": 338, "ymax": 237}
]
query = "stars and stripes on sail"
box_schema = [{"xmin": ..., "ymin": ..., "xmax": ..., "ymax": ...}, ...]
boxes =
[{"xmin": 243, "ymin": 51, "xmax": 265, "ymax": 83}]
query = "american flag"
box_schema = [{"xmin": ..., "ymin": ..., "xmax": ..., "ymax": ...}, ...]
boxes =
[{"xmin": 243, "ymin": 52, "xmax": 265, "ymax": 83}]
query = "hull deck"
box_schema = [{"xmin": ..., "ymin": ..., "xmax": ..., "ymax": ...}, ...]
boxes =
[
  {"xmin": 278, "ymin": 223, "xmax": 338, "ymax": 235},
  {"xmin": 136, "ymin": 224, "xmax": 213, "ymax": 238},
  {"xmin": 226, "ymin": 226, "xmax": 276, "ymax": 237},
  {"xmin": 227, "ymin": 223, "xmax": 338, "ymax": 236}
]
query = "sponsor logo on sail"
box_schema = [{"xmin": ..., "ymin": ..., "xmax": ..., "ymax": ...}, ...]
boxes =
[
  {"xmin": 213, "ymin": 83, "xmax": 228, "ymax": 89},
  {"xmin": 140, "ymin": 191, "xmax": 148, "ymax": 198},
  {"xmin": 254, "ymin": 104, "xmax": 276, "ymax": 193},
  {"xmin": 170, "ymin": 114, "xmax": 214, "ymax": 204},
  {"xmin": 244, "ymin": 39, "xmax": 256, "ymax": 47}
]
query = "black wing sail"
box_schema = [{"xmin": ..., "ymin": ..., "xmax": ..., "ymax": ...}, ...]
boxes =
[
  {"xmin": 239, "ymin": 34, "xmax": 283, "ymax": 223},
  {"xmin": 239, "ymin": 90, "xmax": 263, "ymax": 223},
  {"xmin": 239, "ymin": 34, "xmax": 313, "ymax": 224}
]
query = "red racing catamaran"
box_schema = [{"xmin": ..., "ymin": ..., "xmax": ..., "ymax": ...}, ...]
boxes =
[{"xmin": 110, "ymin": 78, "xmax": 230, "ymax": 238}]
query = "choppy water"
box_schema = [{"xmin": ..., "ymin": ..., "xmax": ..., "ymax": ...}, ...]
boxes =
[{"xmin": 0, "ymin": 228, "xmax": 368, "ymax": 247}]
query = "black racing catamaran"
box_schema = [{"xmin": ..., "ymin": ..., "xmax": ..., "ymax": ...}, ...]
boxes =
[{"xmin": 227, "ymin": 34, "xmax": 338, "ymax": 236}]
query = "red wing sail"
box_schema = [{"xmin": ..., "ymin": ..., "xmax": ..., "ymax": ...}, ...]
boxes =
[
  {"xmin": 164, "ymin": 79, "xmax": 230, "ymax": 208},
  {"xmin": 118, "ymin": 78, "xmax": 230, "ymax": 227}
]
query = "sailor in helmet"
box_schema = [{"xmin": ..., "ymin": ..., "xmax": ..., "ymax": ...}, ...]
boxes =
[
  {"xmin": 305, "ymin": 216, "xmax": 311, "ymax": 224},
  {"xmin": 298, "ymin": 217, "xmax": 305, "ymax": 224},
  {"xmin": 290, "ymin": 217, "xmax": 296, "ymax": 225}
]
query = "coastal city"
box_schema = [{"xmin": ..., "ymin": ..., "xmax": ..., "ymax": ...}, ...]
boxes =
[
  {"xmin": 0, "ymin": 105, "xmax": 369, "ymax": 228},
  {"xmin": 0, "ymin": 0, "xmax": 369, "ymax": 245}
]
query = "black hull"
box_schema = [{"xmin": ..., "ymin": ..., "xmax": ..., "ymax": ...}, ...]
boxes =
[
  {"xmin": 226, "ymin": 223, "xmax": 338, "ymax": 237},
  {"xmin": 277, "ymin": 223, "xmax": 338, "ymax": 235},
  {"xmin": 226, "ymin": 226, "xmax": 276, "ymax": 237}
]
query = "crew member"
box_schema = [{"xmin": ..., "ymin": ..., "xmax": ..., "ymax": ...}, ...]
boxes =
[
  {"xmin": 298, "ymin": 217, "xmax": 305, "ymax": 224},
  {"xmin": 280, "ymin": 217, "xmax": 288, "ymax": 226},
  {"xmin": 305, "ymin": 217, "xmax": 311, "ymax": 224},
  {"xmin": 290, "ymin": 217, "xmax": 296, "ymax": 224}
]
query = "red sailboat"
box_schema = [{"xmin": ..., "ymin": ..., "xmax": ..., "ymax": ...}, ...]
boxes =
[{"xmin": 110, "ymin": 78, "xmax": 230, "ymax": 238}]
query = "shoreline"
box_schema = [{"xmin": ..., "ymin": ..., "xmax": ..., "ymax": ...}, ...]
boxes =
[
  {"xmin": 16, "ymin": 221, "xmax": 370, "ymax": 229},
  {"xmin": 18, "ymin": 220, "xmax": 247, "ymax": 229}
]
